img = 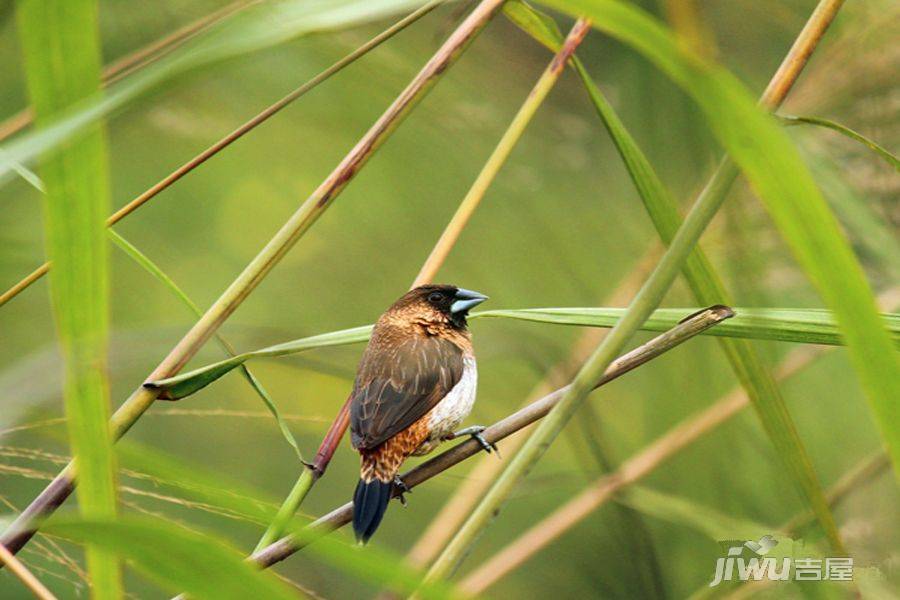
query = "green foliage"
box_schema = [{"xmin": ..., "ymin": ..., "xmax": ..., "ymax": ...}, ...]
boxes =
[
  {"xmin": 109, "ymin": 229, "xmax": 304, "ymax": 461},
  {"xmin": 0, "ymin": 0, "xmax": 423, "ymax": 180},
  {"xmin": 16, "ymin": 0, "xmax": 120, "ymax": 595},
  {"xmin": 506, "ymin": 0, "xmax": 845, "ymax": 550},
  {"xmin": 480, "ymin": 307, "xmax": 900, "ymax": 345},
  {"xmin": 45, "ymin": 517, "xmax": 301, "ymax": 600},
  {"xmin": 544, "ymin": 0, "xmax": 900, "ymax": 484}
]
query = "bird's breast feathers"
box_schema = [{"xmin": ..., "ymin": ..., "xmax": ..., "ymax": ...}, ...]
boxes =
[{"xmin": 426, "ymin": 356, "xmax": 477, "ymax": 439}]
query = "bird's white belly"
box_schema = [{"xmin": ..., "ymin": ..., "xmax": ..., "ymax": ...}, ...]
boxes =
[{"xmin": 426, "ymin": 357, "xmax": 477, "ymax": 441}]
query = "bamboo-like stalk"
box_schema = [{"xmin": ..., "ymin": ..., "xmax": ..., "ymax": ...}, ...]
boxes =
[
  {"xmin": 249, "ymin": 305, "xmax": 735, "ymax": 567},
  {"xmin": 558, "ymin": 0, "xmax": 846, "ymax": 552},
  {"xmin": 412, "ymin": 18, "xmax": 592, "ymax": 287},
  {"xmin": 255, "ymin": 20, "xmax": 590, "ymax": 549},
  {"xmin": 0, "ymin": 543, "xmax": 57, "ymax": 600},
  {"xmin": 0, "ymin": 0, "xmax": 444, "ymax": 309},
  {"xmin": 457, "ymin": 342, "xmax": 834, "ymax": 594},
  {"xmin": 0, "ymin": 0, "xmax": 256, "ymax": 142},
  {"xmin": 0, "ymin": 0, "xmax": 505, "ymax": 557},
  {"xmin": 458, "ymin": 282, "xmax": 898, "ymax": 594},
  {"xmin": 404, "ymin": 245, "xmax": 661, "ymax": 568},
  {"xmin": 421, "ymin": 1, "xmax": 848, "ymax": 583}
]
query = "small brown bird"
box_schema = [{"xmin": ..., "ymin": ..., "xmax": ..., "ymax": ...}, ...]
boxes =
[{"xmin": 350, "ymin": 284, "xmax": 490, "ymax": 543}]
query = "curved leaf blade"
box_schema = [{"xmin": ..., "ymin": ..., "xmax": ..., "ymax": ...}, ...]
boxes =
[
  {"xmin": 780, "ymin": 113, "xmax": 899, "ymax": 171},
  {"xmin": 541, "ymin": 0, "xmax": 900, "ymax": 480},
  {"xmin": 145, "ymin": 325, "xmax": 373, "ymax": 399},
  {"xmin": 506, "ymin": 0, "xmax": 848, "ymax": 555}
]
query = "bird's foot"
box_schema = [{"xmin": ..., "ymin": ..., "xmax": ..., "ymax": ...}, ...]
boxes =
[
  {"xmin": 393, "ymin": 475, "xmax": 411, "ymax": 507},
  {"xmin": 450, "ymin": 425, "xmax": 500, "ymax": 458}
]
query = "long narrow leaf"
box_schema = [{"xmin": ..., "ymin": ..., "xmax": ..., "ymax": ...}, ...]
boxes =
[
  {"xmin": 146, "ymin": 307, "xmax": 899, "ymax": 400},
  {"xmin": 543, "ymin": 0, "xmax": 900, "ymax": 482},
  {"xmin": 478, "ymin": 307, "xmax": 900, "ymax": 345},
  {"xmin": 780, "ymin": 114, "xmax": 899, "ymax": 171},
  {"xmin": 108, "ymin": 230, "xmax": 304, "ymax": 461},
  {"xmin": 16, "ymin": 0, "xmax": 120, "ymax": 595},
  {"xmin": 506, "ymin": 0, "xmax": 847, "ymax": 550},
  {"xmin": 145, "ymin": 325, "xmax": 373, "ymax": 399},
  {"xmin": 0, "ymin": 0, "xmax": 422, "ymax": 181}
]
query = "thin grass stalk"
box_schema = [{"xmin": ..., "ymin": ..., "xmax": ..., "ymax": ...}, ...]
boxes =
[
  {"xmin": 249, "ymin": 305, "xmax": 735, "ymax": 567},
  {"xmin": 498, "ymin": 0, "xmax": 848, "ymax": 556},
  {"xmin": 459, "ymin": 287, "xmax": 898, "ymax": 594},
  {"xmin": 0, "ymin": 0, "xmax": 443, "ymax": 309},
  {"xmin": 101, "ymin": 0, "xmax": 262, "ymax": 86},
  {"xmin": 108, "ymin": 229, "xmax": 304, "ymax": 459},
  {"xmin": 457, "ymin": 343, "xmax": 835, "ymax": 594},
  {"xmin": 412, "ymin": 17, "xmax": 593, "ymax": 287},
  {"xmin": 0, "ymin": 0, "xmax": 257, "ymax": 142},
  {"xmin": 0, "ymin": 0, "xmax": 505, "ymax": 557},
  {"xmin": 256, "ymin": 16, "xmax": 595, "ymax": 551},
  {"xmin": 418, "ymin": 99, "xmax": 793, "ymax": 587},
  {"xmin": 562, "ymin": 18, "xmax": 848, "ymax": 554},
  {"xmin": 488, "ymin": 0, "xmax": 849, "ymax": 563},
  {"xmin": 404, "ymin": 245, "xmax": 660, "ymax": 567},
  {"xmin": 0, "ymin": 543, "xmax": 58, "ymax": 600}
]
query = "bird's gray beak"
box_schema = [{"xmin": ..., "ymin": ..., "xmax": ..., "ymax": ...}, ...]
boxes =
[{"xmin": 451, "ymin": 288, "xmax": 488, "ymax": 314}]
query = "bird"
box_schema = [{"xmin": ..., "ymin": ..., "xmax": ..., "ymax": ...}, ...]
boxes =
[{"xmin": 350, "ymin": 284, "xmax": 491, "ymax": 544}]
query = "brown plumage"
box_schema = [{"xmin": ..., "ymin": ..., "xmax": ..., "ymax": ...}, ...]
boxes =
[{"xmin": 350, "ymin": 284, "xmax": 487, "ymax": 543}]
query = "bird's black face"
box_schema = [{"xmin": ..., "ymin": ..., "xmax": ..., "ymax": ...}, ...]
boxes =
[{"xmin": 396, "ymin": 284, "xmax": 489, "ymax": 329}]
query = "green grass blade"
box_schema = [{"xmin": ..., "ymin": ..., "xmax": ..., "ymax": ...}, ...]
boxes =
[
  {"xmin": 45, "ymin": 517, "xmax": 300, "ymax": 600},
  {"xmin": 0, "ymin": 0, "xmax": 423, "ymax": 181},
  {"xmin": 478, "ymin": 307, "xmax": 900, "ymax": 346},
  {"xmin": 507, "ymin": 0, "xmax": 847, "ymax": 552},
  {"xmin": 146, "ymin": 307, "xmax": 899, "ymax": 400},
  {"xmin": 16, "ymin": 0, "xmax": 120, "ymax": 595},
  {"xmin": 107, "ymin": 229, "xmax": 304, "ymax": 461},
  {"xmin": 145, "ymin": 325, "xmax": 373, "ymax": 399},
  {"xmin": 780, "ymin": 114, "xmax": 899, "ymax": 171},
  {"xmin": 109, "ymin": 443, "xmax": 464, "ymax": 599},
  {"xmin": 543, "ymin": 0, "xmax": 900, "ymax": 487}
]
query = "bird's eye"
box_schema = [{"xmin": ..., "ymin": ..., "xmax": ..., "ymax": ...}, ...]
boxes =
[{"xmin": 427, "ymin": 292, "xmax": 443, "ymax": 304}]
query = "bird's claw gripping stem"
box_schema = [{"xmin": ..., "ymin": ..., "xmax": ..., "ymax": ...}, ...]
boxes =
[
  {"xmin": 451, "ymin": 425, "xmax": 500, "ymax": 458},
  {"xmin": 394, "ymin": 475, "xmax": 411, "ymax": 507}
]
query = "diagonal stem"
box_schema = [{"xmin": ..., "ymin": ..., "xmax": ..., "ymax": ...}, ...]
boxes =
[
  {"xmin": 0, "ymin": 0, "xmax": 257, "ymax": 142},
  {"xmin": 457, "ymin": 340, "xmax": 839, "ymax": 593},
  {"xmin": 0, "ymin": 543, "xmax": 57, "ymax": 600},
  {"xmin": 0, "ymin": 0, "xmax": 505, "ymax": 558},
  {"xmin": 0, "ymin": 0, "xmax": 443, "ymax": 309}
]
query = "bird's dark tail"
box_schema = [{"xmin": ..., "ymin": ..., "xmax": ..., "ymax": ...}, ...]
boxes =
[{"xmin": 352, "ymin": 478, "xmax": 393, "ymax": 544}]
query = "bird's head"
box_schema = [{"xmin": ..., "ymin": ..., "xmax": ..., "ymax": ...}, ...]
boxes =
[{"xmin": 387, "ymin": 284, "xmax": 488, "ymax": 330}]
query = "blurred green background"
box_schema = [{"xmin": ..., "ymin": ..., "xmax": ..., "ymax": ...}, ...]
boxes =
[{"xmin": 0, "ymin": 0, "xmax": 897, "ymax": 598}]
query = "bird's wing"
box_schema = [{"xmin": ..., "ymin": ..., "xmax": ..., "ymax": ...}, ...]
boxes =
[{"xmin": 350, "ymin": 334, "xmax": 464, "ymax": 450}]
